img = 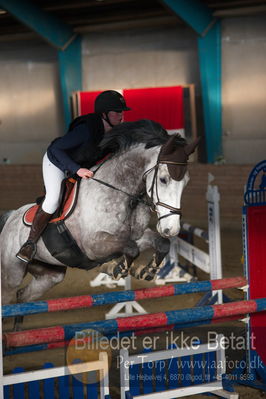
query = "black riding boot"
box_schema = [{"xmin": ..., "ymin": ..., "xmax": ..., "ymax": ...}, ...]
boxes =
[{"xmin": 16, "ymin": 207, "xmax": 52, "ymax": 263}]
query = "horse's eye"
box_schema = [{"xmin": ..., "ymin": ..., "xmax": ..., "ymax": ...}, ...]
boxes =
[{"xmin": 160, "ymin": 177, "xmax": 167, "ymax": 184}]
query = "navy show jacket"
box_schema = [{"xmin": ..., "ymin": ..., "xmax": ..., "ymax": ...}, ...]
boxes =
[{"xmin": 47, "ymin": 114, "xmax": 105, "ymax": 177}]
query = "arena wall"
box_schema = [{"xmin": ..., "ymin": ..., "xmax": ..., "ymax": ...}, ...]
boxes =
[{"xmin": 0, "ymin": 164, "xmax": 250, "ymax": 228}]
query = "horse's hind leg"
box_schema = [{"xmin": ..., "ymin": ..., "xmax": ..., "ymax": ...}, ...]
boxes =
[
  {"xmin": 1, "ymin": 259, "xmax": 27, "ymax": 305},
  {"xmin": 17, "ymin": 262, "xmax": 67, "ymax": 303},
  {"xmin": 131, "ymin": 228, "xmax": 170, "ymax": 281},
  {"xmin": 14, "ymin": 262, "xmax": 66, "ymax": 331}
]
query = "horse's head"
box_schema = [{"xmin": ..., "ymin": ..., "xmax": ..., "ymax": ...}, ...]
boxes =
[{"xmin": 145, "ymin": 135, "xmax": 200, "ymax": 237}]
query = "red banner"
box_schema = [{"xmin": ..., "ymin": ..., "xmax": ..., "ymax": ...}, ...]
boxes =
[
  {"xmin": 76, "ymin": 86, "xmax": 184, "ymax": 131},
  {"xmin": 79, "ymin": 90, "xmax": 102, "ymax": 115},
  {"xmin": 123, "ymin": 86, "xmax": 184, "ymax": 130}
]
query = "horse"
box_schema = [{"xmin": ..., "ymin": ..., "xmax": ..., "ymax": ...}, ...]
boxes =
[{"xmin": 0, "ymin": 119, "xmax": 199, "ymax": 306}]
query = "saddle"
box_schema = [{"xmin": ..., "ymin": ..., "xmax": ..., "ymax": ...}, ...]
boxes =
[
  {"xmin": 23, "ymin": 178, "xmax": 79, "ymax": 226},
  {"xmin": 22, "ymin": 178, "xmax": 96, "ymax": 270}
]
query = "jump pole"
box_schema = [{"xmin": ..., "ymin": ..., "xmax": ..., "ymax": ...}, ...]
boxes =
[
  {"xmin": 5, "ymin": 314, "xmax": 245, "ymax": 357},
  {"xmin": 4, "ymin": 297, "xmax": 266, "ymax": 348},
  {"xmin": 2, "ymin": 276, "xmax": 246, "ymax": 318}
]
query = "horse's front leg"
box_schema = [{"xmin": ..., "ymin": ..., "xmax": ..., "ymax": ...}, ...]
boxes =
[
  {"xmin": 131, "ymin": 228, "xmax": 170, "ymax": 281},
  {"xmin": 101, "ymin": 242, "xmax": 140, "ymax": 280},
  {"xmin": 94, "ymin": 232, "xmax": 140, "ymax": 280}
]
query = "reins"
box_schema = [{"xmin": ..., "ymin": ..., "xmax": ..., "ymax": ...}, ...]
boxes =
[
  {"xmin": 90, "ymin": 150, "xmax": 187, "ymax": 218},
  {"xmin": 91, "ymin": 176, "xmax": 150, "ymax": 208},
  {"xmin": 90, "ymin": 156, "xmax": 150, "ymax": 208}
]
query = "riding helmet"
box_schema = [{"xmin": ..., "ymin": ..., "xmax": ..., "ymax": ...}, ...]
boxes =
[{"xmin": 94, "ymin": 90, "xmax": 131, "ymax": 113}]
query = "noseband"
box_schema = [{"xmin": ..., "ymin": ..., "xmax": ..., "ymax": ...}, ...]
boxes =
[{"xmin": 143, "ymin": 158, "xmax": 187, "ymax": 221}]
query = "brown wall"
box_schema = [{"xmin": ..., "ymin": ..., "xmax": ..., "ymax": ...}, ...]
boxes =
[
  {"xmin": 182, "ymin": 164, "xmax": 251, "ymax": 229},
  {"xmin": 0, "ymin": 165, "xmax": 43, "ymax": 214},
  {"xmin": 0, "ymin": 164, "xmax": 252, "ymax": 229}
]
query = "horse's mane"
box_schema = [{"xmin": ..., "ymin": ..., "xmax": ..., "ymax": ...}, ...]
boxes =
[{"xmin": 99, "ymin": 119, "xmax": 186, "ymax": 154}]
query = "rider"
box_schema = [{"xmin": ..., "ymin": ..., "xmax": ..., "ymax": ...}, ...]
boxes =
[{"xmin": 16, "ymin": 90, "xmax": 131, "ymax": 263}]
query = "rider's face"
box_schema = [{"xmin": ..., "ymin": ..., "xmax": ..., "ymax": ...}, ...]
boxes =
[{"xmin": 107, "ymin": 111, "xmax": 124, "ymax": 126}]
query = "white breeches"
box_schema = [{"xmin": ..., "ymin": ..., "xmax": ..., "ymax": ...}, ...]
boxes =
[{"xmin": 42, "ymin": 152, "xmax": 65, "ymax": 214}]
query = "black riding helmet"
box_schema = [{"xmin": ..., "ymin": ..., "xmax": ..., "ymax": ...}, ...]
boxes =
[{"xmin": 94, "ymin": 90, "xmax": 131, "ymax": 114}]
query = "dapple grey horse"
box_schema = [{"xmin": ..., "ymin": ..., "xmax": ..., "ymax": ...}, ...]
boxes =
[{"xmin": 0, "ymin": 119, "xmax": 199, "ymax": 305}]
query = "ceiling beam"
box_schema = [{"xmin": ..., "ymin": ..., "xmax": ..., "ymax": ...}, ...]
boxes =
[
  {"xmin": 58, "ymin": 37, "xmax": 82, "ymax": 128},
  {"xmin": 75, "ymin": 16, "xmax": 179, "ymax": 33},
  {"xmin": 43, "ymin": 0, "xmax": 138, "ymax": 11},
  {"xmin": 161, "ymin": 0, "xmax": 213, "ymax": 35},
  {"xmin": 198, "ymin": 22, "xmax": 222, "ymax": 163},
  {"xmin": 213, "ymin": 4, "xmax": 266, "ymax": 17},
  {"xmin": 161, "ymin": 0, "xmax": 222, "ymax": 162},
  {"xmin": 207, "ymin": 0, "xmax": 266, "ymax": 9},
  {"xmin": 0, "ymin": 0, "xmax": 75, "ymax": 49}
]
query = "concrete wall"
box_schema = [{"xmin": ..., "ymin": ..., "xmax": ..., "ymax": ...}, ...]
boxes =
[
  {"xmin": 0, "ymin": 18, "xmax": 265, "ymax": 165},
  {"xmin": 222, "ymin": 16, "xmax": 266, "ymax": 164},
  {"xmin": 0, "ymin": 40, "xmax": 64, "ymax": 165},
  {"xmin": 82, "ymin": 25, "xmax": 200, "ymax": 91}
]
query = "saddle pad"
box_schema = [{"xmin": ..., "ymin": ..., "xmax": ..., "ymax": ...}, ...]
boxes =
[{"xmin": 23, "ymin": 180, "xmax": 79, "ymax": 226}]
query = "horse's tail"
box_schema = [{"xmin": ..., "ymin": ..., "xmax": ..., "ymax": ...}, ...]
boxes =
[{"xmin": 0, "ymin": 210, "xmax": 14, "ymax": 234}]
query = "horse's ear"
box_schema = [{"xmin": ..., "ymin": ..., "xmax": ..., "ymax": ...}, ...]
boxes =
[
  {"xmin": 160, "ymin": 135, "xmax": 177, "ymax": 155},
  {"xmin": 184, "ymin": 137, "xmax": 201, "ymax": 156}
]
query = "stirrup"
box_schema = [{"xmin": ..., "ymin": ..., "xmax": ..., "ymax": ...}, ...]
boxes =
[{"xmin": 16, "ymin": 241, "xmax": 37, "ymax": 263}]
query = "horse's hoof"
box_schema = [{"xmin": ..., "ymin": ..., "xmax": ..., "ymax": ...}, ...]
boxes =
[
  {"xmin": 141, "ymin": 270, "xmax": 157, "ymax": 281},
  {"xmin": 112, "ymin": 263, "xmax": 129, "ymax": 280},
  {"xmin": 131, "ymin": 266, "xmax": 157, "ymax": 281}
]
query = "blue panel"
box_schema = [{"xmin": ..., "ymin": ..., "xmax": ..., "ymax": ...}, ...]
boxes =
[
  {"xmin": 180, "ymin": 355, "xmax": 191, "ymax": 386},
  {"xmin": 168, "ymin": 344, "xmax": 179, "ymax": 390},
  {"xmin": 28, "ymin": 380, "xmax": 40, "ymax": 399},
  {"xmin": 161, "ymin": 0, "xmax": 213, "ymax": 35},
  {"xmin": 142, "ymin": 349, "xmax": 153, "ymax": 394},
  {"xmin": 155, "ymin": 359, "xmax": 168, "ymax": 391},
  {"xmin": 205, "ymin": 351, "xmax": 216, "ymax": 382},
  {"xmin": 58, "ymin": 36, "xmax": 82, "ymax": 128},
  {"xmin": 12, "ymin": 367, "xmax": 25, "ymax": 399},
  {"xmin": 72, "ymin": 374, "xmax": 84, "ymax": 398},
  {"xmin": 0, "ymin": 0, "xmax": 74, "ymax": 49},
  {"xmin": 129, "ymin": 363, "xmax": 141, "ymax": 396},
  {"xmin": 58, "ymin": 375, "xmax": 71, "ymax": 398},
  {"xmin": 86, "ymin": 380, "xmax": 98, "ymax": 399},
  {"xmin": 198, "ymin": 21, "xmax": 222, "ymax": 163},
  {"xmin": 3, "ymin": 385, "xmax": 9, "ymax": 398},
  {"xmin": 43, "ymin": 363, "xmax": 55, "ymax": 399},
  {"xmin": 193, "ymin": 352, "xmax": 204, "ymax": 385}
]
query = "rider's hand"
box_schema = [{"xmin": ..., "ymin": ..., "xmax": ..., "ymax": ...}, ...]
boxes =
[{"xmin": 77, "ymin": 168, "xmax": 94, "ymax": 179}]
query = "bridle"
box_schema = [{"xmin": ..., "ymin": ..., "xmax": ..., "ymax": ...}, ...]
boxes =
[
  {"xmin": 91, "ymin": 145, "xmax": 188, "ymax": 219},
  {"xmin": 143, "ymin": 158, "xmax": 188, "ymax": 221}
]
